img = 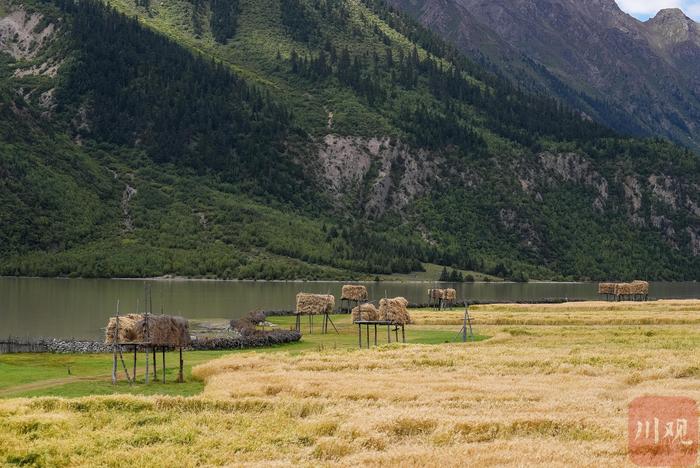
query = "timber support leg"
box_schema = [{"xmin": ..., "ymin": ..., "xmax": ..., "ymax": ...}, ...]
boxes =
[{"xmin": 178, "ymin": 348, "xmax": 184, "ymax": 383}]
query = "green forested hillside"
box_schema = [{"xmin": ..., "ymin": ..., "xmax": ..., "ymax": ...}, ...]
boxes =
[{"xmin": 0, "ymin": 0, "xmax": 698, "ymax": 280}]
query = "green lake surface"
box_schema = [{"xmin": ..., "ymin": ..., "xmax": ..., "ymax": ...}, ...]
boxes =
[{"xmin": 1, "ymin": 278, "xmax": 698, "ymax": 339}]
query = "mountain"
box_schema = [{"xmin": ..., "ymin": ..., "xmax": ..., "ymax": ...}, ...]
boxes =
[
  {"xmin": 388, "ymin": 0, "xmax": 700, "ymax": 151},
  {"xmin": 0, "ymin": 0, "xmax": 698, "ymax": 281}
]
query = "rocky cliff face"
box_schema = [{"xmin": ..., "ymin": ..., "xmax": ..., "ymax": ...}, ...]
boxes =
[
  {"xmin": 389, "ymin": 0, "xmax": 700, "ymax": 151},
  {"xmin": 316, "ymin": 135, "xmax": 700, "ymax": 259},
  {"xmin": 317, "ymin": 135, "xmax": 440, "ymax": 217}
]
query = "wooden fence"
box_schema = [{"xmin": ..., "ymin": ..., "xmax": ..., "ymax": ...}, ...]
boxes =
[{"xmin": 0, "ymin": 337, "xmax": 51, "ymax": 354}]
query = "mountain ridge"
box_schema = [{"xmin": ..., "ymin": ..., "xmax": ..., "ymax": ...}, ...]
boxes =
[
  {"xmin": 0, "ymin": 0, "xmax": 698, "ymax": 281},
  {"xmin": 389, "ymin": 0, "xmax": 700, "ymax": 151}
]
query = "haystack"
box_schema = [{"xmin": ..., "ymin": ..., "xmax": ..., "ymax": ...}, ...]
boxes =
[
  {"xmin": 444, "ymin": 289, "xmax": 457, "ymax": 301},
  {"xmin": 631, "ymin": 280, "xmax": 649, "ymax": 295},
  {"xmin": 379, "ymin": 297, "xmax": 411, "ymax": 325},
  {"xmin": 296, "ymin": 293, "xmax": 335, "ymax": 315},
  {"xmin": 598, "ymin": 283, "xmax": 616, "ymax": 295},
  {"xmin": 105, "ymin": 314, "xmax": 190, "ymax": 347},
  {"xmin": 614, "ymin": 283, "xmax": 633, "ymax": 296},
  {"xmin": 351, "ymin": 303, "xmax": 379, "ymax": 322},
  {"xmin": 342, "ymin": 285, "xmax": 368, "ymax": 302},
  {"xmin": 429, "ymin": 289, "xmax": 445, "ymax": 300}
]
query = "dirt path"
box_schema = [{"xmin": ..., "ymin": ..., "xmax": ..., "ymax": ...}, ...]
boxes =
[{"xmin": 0, "ymin": 375, "xmax": 104, "ymax": 397}]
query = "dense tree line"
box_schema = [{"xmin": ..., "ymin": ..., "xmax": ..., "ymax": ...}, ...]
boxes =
[
  {"xmin": 359, "ymin": 0, "xmax": 614, "ymax": 144},
  {"xmin": 209, "ymin": 0, "xmax": 240, "ymax": 43},
  {"xmin": 53, "ymin": 0, "xmax": 308, "ymax": 205},
  {"xmin": 281, "ymin": 0, "xmax": 350, "ymax": 42},
  {"xmin": 287, "ymin": 33, "xmax": 610, "ymax": 155},
  {"xmin": 189, "ymin": 0, "xmax": 240, "ymax": 41},
  {"xmin": 280, "ymin": 0, "xmax": 320, "ymax": 42}
]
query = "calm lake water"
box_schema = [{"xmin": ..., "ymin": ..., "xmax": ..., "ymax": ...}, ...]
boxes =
[{"xmin": 1, "ymin": 277, "xmax": 698, "ymax": 340}]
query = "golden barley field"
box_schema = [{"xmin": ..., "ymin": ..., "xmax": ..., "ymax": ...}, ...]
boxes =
[
  {"xmin": 413, "ymin": 299, "xmax": 700, "ymax": 325},
  {"xmin": 1, "ymin": 301, "xmax": 700, "ymax": 467}
]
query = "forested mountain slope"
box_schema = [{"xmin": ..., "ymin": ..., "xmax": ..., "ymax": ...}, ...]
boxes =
[
  {"xmin": 0, "ymin": 0, "xmax": 699, "ymax": 280},
  {"xmin": 389, "ymin": 0, "xmax": 700, "ymax": 151}
]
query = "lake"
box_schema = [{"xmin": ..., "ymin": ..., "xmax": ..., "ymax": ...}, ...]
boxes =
[{"xmin": 0, "ymin": 277, "xmax": 698, "ymax": 340}]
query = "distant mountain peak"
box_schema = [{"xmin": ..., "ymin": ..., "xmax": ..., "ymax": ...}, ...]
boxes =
[
  {"xmin": 648, "ymin": 8, "xmax": 692, "ymax": 25},
  {"xmin": 390, "ymin": 0, "xmax": 700, "ymax": 151},
  {"xmin": 647, "ymin": 7, "xmax": 699, "ymax": 45}
]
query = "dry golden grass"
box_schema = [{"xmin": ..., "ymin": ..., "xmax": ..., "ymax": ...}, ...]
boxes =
[
  {"xmin": 1, "ymin": 302, "xmax": 699, "ymax": 466},
  {"xmin": 411, "ymin": 299, "xmax": 700, "ymax": 325}
]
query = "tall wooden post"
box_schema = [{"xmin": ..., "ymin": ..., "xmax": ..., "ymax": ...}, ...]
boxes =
[
  {"xmin": 162, "ymin": 347, "xmax": 166, "ymax": 384},
  {"xmin": 144, "ymin": 285, "xmax": 150, "ymax": 384},
  {"xmin": 112, "ymin": 301, "xmax": 119, "ymax": 385},
  {"xmin": 463, "ymin": 308, "xmax": 467, "ymax": 343},
  {"xmin": 178, "ymin": 348, "xmax": 184, "ymax": 383},
  {"xmin": 112, "ymin": 348, "xmax": 117, "ymax": 384}
]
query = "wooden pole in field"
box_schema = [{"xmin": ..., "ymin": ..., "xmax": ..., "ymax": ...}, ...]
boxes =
[
  {"xmin": 162, "ymin": 347, "xmax": 166, "ymax": 384},
  {"xmin": 112, "ymin": 301, "xmax": 118, "ymax": 385},
  {"xmin": 133, "ymin": 298, "xmax": 139, "ymax": 383},
  {"xmin": 144, "ymin": 285, "xmax": 150, "ymax": 384},
  {"xmin": 178, "ymin": 348, "xmax": 183, "ymax": 383},
  {"xmin": 118, "ymin": 341, "xmax": 132, "ymax": 385},
  {"xmin": 113, "ymin": 300, "xmax": 132, "ymax": 384}
]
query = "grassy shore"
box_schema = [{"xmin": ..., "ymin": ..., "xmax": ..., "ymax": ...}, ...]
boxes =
[
  {"xmin": 0, "ymin": 313, "xmax": 481, "ymax": 399},
  {"xmin": 1, "ymin": 301, "xmax": 699, "ymax": 466}
]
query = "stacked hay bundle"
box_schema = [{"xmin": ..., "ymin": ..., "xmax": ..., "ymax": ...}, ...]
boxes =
[
  {"xmin": 341, "ymin": 285, "xmax": 368, "ymax": 302},
  {"xmin": 105, "ymin": 314, "xmax": 190, "ymax": 347},
  {"xmin": 379, "ymin": 297, "xmax": 411, "ymax": 325},
  {"xmin": 351, "ymin": 303, "xmax": 379, "ymax": 322},
  {"xmin": 230, "ymin": 311, "xmax": 268, "ymax": 336},
  {"xmin": 444, "ymin": 289, "xmax": 457, "ymax": 302},
  {"xmin": 631, "ymin": 280, "xmax": 649, "ymax": 296},
  {"xmin": 105, "ymin": 314, "xmax": 141, "ymax": 343},
  {"xmin": 295, "ymin": 293, "xmax": 335, "ymax": 315},
  {"xmin": 429, "ymin": 289, "xmax": 445, "ymax": 301},
  {"xmin": 598, "ymin": 283, "xmax": 616, "ymax": 295},
  {"xmin": 614, "ymin": 283, "xmax": 633, "ymax": 297}
]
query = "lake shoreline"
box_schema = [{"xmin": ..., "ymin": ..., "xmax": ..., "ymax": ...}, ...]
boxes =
[
  {"xmin": 0, "ymin": 275, "xmax": 597, "ymax": 285},
  {"xmin": 3, "ymin": 278, "xmax": 699, "ymax": 340}
]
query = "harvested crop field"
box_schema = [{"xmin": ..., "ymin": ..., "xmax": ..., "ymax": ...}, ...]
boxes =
[
  {"xmin": 412, "ymin": 299, "xmax": 700, "ymax": 325},
  {"xmin": 1, "ymin": 301, "xmax": 699, "ymax": 466}
]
